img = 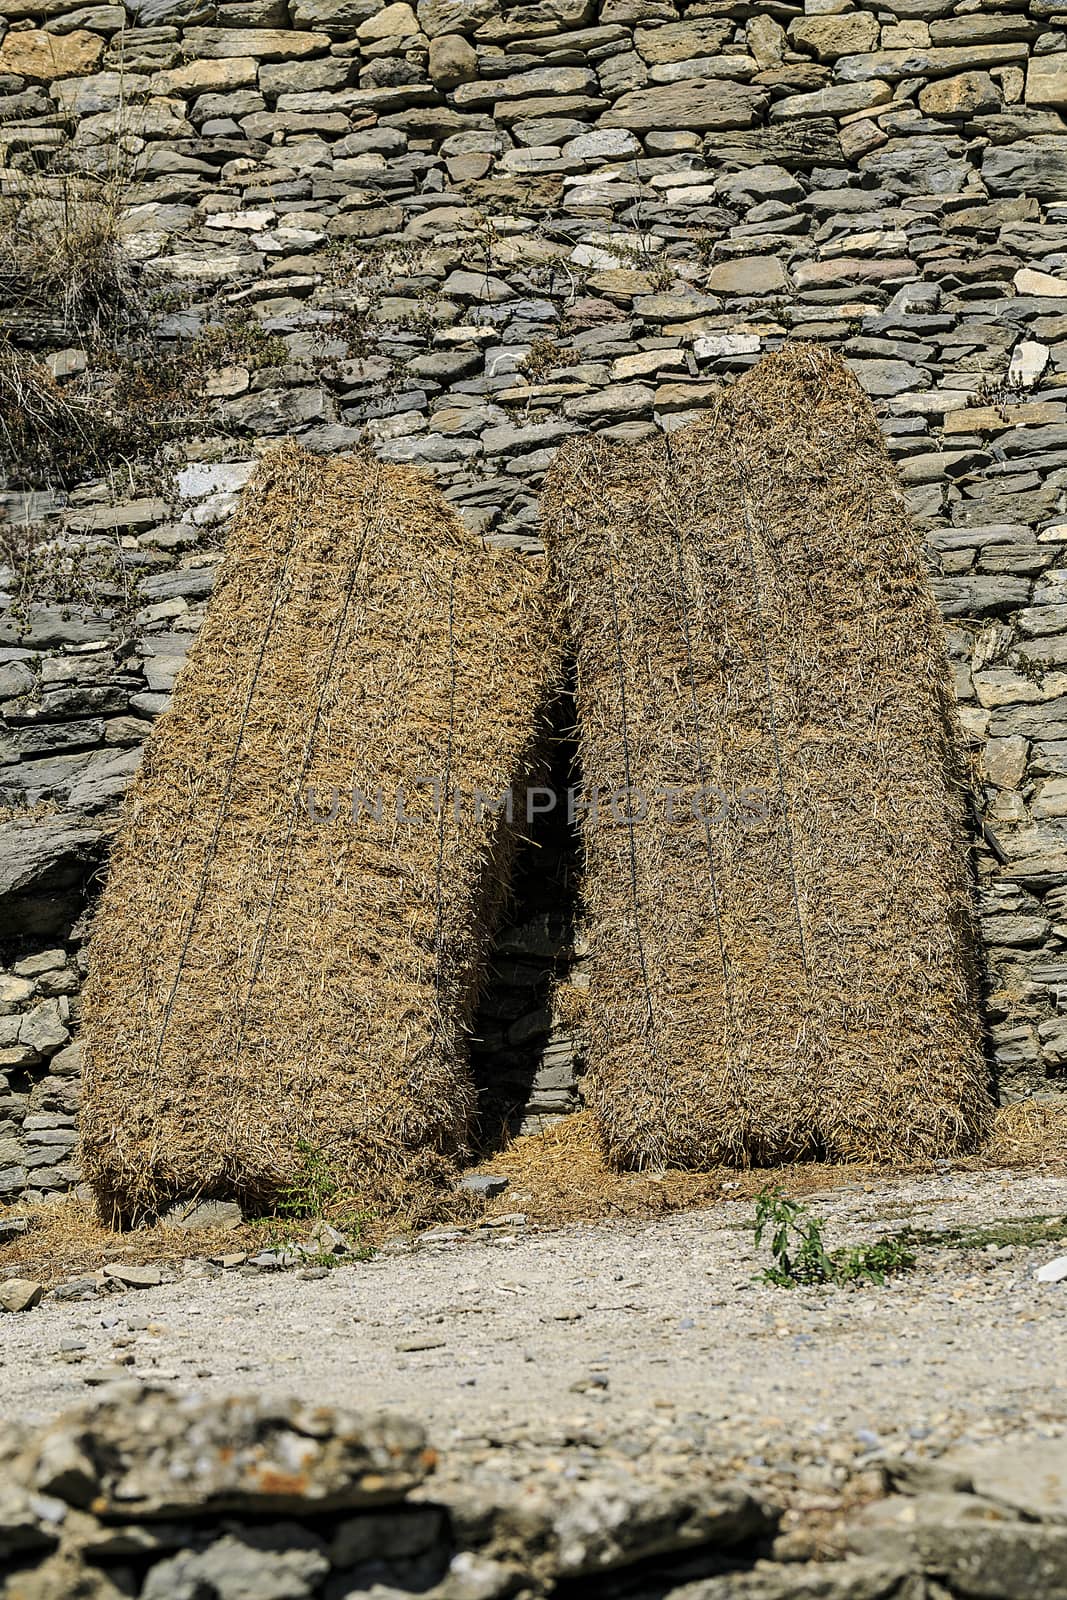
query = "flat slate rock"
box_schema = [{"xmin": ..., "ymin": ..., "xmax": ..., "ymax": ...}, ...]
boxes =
[{"xmin": 2, "ymin": 1388, "xmax": 435, "ymax": 1516}]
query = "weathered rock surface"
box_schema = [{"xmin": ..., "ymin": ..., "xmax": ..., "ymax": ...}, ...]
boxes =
[
  {"xmin": 1, "ymin": 1377, "xmax": 1067, "ymax": 1597},
  {"xmin": 2, "ymin": 1389, "xmax": 434, "ymax": 1516}
]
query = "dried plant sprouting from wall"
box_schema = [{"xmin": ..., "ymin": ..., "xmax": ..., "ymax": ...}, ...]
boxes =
[
  {"xmin": 0, "ymin": 518, "xmax": 141, "ymax": 634},
  {"xmin": 0, "ymin": 339, "xmax": 121, "ymax": 488},
  {"xmin": 0, "ymin": 336, "xmax": 196, "ymax": 492},
  {"xmin": 315, "ymin": 239, "xmax": 444, "ymax": 365},
  {"xmin": 191, "ymin": 316, "xmax": 290, "ymax": 373},
  {"xmin": 0, "ymin": 168, "xmax": 143, "ymax": 343},
  {"xmin": 519, "ymin": 336, "xmax": 578, "ymax": 386}
]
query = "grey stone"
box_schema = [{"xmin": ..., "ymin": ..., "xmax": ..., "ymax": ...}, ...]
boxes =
[
  {"xmin": 458, "ymin": 1174, "xmax": 509, "ymax": 1198},
  {"xmin": 771, "ymin": 82, "xmax": 892, "ymax": 121},
  {"xmin": 66, "ymin": 747, "xmax": 143, "ymax": 814},
  {"xmin": 847, "ymin": 1493, "xmax": 1067, "ymax": 1598},
  {"xmin": 100, "ymin": 1263, "xmax": 168, "ymax": 1289},
  {"xmin": 718, "ymin": 164, "xmax": 803, "ymax": 205},
  {"xmin": 49, "ymin": 4, "xmax": 127, "ymax": 28},
  {"xmin": 563, "ymin": 383, "xmax": 654, "ymax": 422},
  {"xmin": 3, "ymin": 719, "xmax": 104, "ymax": 760},
  {"xmin": 481, "ymin": 420, "xmax": 580, "ymax": 456},
  {"xmin": 17, "ymin": 1389, "xmax": 433, "ymax": 1515},
  {"xmin": 48, "ymin": 1041, "xmax": 82, "ymax": 1078},
  {"xmin": 68, "ymin": 499, "xmax": 171, "ymax": 535},
  {"xmin": 259, "ymin": 56, "xmax": 350, "ymax": 92},
  {"xmin": 847, "ymin": 359, "xmax": 928, "ymax": 397},
  {"xmin": 442, "ymin": 269, "xmax": 513, "ymax": 302},
  {"xmin": 126, "ymin": 0, "xmax": 212, "ymax": 20},
  {"xmin": 0, "ymin": 661, "xmax": 35, "ymax": 700},
  {"xmin": 602, "ymin": 80, "xmax": 767, "ymax": 133},
  {"xmin": 162, "ymin": 1199, "xmax": 245, "ymax": 1230},
  {"xmin": 289, "ymin": 0, "xmax": 379, "ymax": 31},
  {"xmin": 223, "ymin": 387, "xmax": 333, "ymax": 435},
  {"xmin": 178, "ymin": 25, "xmax": 332, "ymax": 60},
  {"xmin": 18, "ymin": 1001, "xmax": 69, "ymax": 1059},
  {"xmin": 675, "ymin": 1560, "xmax": 911, "ymax": 1598},
  {"xmin": 416, "ymin": 0, "xmax": 497, "ymax": 36},
  {"xmin": 444, "ymin": 1458, "xmax": 771, "ymax": 1583},
  {"xmin": 564, "ymin": 127, "xmax": 641, "ymax": 162},
  {"xmin": 707, "ymin": 258, "xmax": 787, "ymax": 296},
  {"xmin": 934, "ymin": 15, "xmax": 1039, "ymax": 44},
  {"xmin": 635, "ymin": 289, "xmax": 721, "ymax": 321},
  {"xmin": 139, "ymin": 567, "xmax": 218, "ymax": 604},
  {"xmin": 28, "ymin": 1075, "xmax": 81, "ymax": 1115},
  {"xmin": 0, "ymin": 815, "xmax": 106, "ymax": 938},
  {"xmin": 983, "ymin": 139, "xmax": 1067, "ymax": 200},
  {"xmin": 703, "ymin": 119, "xmax": 844, "ymax": 169},
  {"xmin": 129, "ymin": 692, "xmax": 170, "ymax": 719},
  {"xmin": 860, "ymin": 136, "xmax": 969, "ymax": 194},
  {"xmin": 0, "ymin": 607, "xmax": 116, "ymax": 649},
  {"xmin": 837, "ymin": 44, "xmax": 1029, "ymax": 82},
  {"xmin": 0, "ymin": 1279, "xmax": 44, "ymax": 1313},
  {"xmin": 936, "ymin": 1438, "xmax": 1067, "ymax": 1520},
  {"xmin": 52, "ymin": 69, "xmax": 151, "ymax": 115},
  {"xmin": 142, "ymin": 1526, "xmax": 330, "ymax": 1600},
  {"xmin": 932, "ymin": 578, "xmax": 1033, "ymax": 617}
]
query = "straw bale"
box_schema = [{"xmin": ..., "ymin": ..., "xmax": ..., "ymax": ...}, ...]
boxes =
[
  {"xmin": 81, "ymin": 443, "xmax": 563, "ymax": 1219},
  {"xmin": 542, "ymin": 344, "xmax": 992, "ymax": 1169}
]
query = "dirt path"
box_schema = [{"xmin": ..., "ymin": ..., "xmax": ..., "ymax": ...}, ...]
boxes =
[{"xmin": 4, "ymin": 1169, "xmax": 1066, "ymax": 1478}]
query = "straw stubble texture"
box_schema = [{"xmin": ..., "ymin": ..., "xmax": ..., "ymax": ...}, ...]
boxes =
[
  {"xmin": 82, "ymin": 443, "xmax": 563, "ymax": 1218},
  {"xmin": 543, "ymin": 345, "xmax": 991, "ymax": 1169}
]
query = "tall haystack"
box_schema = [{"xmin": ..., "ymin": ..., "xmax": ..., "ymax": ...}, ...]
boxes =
[
  {"xmin": 81, "ymin": 443, "xmax": 563, "ymax": 1219},
  {"xmin": 542, "ymin": 344, "xmax": 991, "ymax": 1169}
]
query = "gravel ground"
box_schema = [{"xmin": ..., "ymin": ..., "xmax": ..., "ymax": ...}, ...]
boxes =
[{"xmin": 4, "ymin": 1168, "xmax": 1066, "ymax": 1477}]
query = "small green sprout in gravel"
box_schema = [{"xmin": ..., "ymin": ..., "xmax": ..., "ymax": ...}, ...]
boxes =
[{"xmin": 753, "ymin": 1186, "xmax": 916, "ymax": 1288}]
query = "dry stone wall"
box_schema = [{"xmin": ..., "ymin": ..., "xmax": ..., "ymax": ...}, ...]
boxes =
[{"xmin": 3, "ymin": 0, "xmax": 1067, "ymax": 1202}]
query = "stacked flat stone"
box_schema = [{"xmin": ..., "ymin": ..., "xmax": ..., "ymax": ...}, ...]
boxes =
[{"xmin": 3, "ymin": 0, "xmax": 1067, "ymax": 1199}]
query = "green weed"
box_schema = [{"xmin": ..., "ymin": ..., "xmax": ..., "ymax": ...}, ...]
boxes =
[
  {"xmin": 278, "ymin": 1139, "xmax": 341, "ymax": 1220},
  {"xmin": 753, "ymin": 1186, "xmax": 916, "ymax": 1289},
  {"xmin": 252, "ymin": 1141, "xmax": 376, "ymax": 1268}
]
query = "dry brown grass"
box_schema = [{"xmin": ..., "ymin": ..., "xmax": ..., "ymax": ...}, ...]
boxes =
[
  {"xmin": 983, "ymin": 1100, "xmax": 1067, "ymax": 1168},
  {"xmin": 3, "ymin": 1103, "xmax": 1064, "ymax": 1286},
  {"xmin": 542, "ymin": 344, "xmax": 990, "ymax": 1172},
  {"xmin": 0, "ymin": 337, "xmax": 124, "ymax": 488},
  {"xmin": 0, "ymin": 1199, "xmax": 280, "ymax": 1288},
  {"xmin": 479, "ymin": 1100, "xmax": 1067, "ymax": 1226},
  {"xmin": 80, "ymin": 442, "xmax": 564, "ymax": 1222},
  {"xmin": 0, "ymin": 167, "xmax": 140, "ymax": 341}
]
